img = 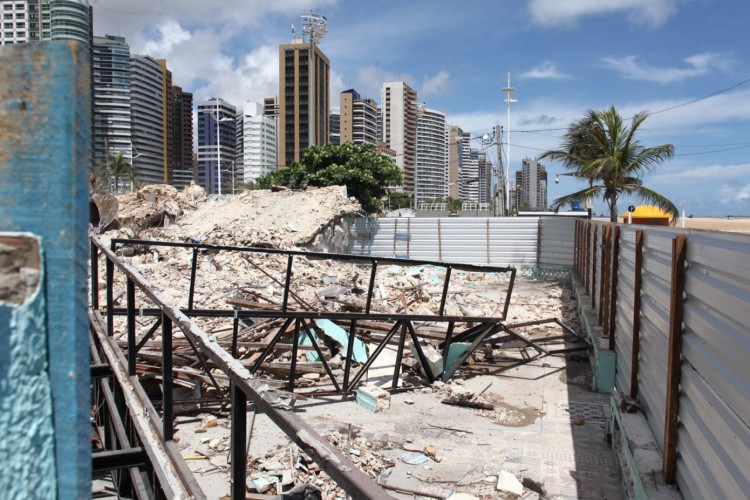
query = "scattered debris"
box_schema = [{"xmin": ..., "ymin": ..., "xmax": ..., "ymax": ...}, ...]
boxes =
[
  {"xmin": 497, "ymin": 470, "xmax": 524, "ymax": 495},
  {"xmin": 356, "ymin": 385, "xmax": 391, "ymax": 413}
]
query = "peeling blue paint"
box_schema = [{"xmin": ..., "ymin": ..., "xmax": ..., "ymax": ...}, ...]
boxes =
[{"xmin": 0, "ymin": 42, "xmax": 91, "ymax": 497}]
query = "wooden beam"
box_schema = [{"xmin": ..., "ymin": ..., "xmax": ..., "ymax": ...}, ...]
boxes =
[
  {"xmin": 608, "ymin": 226, "xmax": 621, "ymax": 351},
  {"xmin": 585, "ymin": 222, "xmax": 592, "ymax": 294},
  {"xmin": 663, "ymin": 235, "xmax": 687, "ymax": 484},
  {"xmin": 591, "ymin": 225, "xmax": 598, "ymax": 309},
  {"xmin": 630, "ymin": 230, "xmax": 644, "ymax": 399},
  {"xmin": 600, "ymin": 225, "xmax": 612, "ymax": 326}
]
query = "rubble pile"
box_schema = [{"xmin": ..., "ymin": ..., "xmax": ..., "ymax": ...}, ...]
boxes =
[{"xmin": 102, "ymin": 184, "xmax": 362, "ymax": 250}]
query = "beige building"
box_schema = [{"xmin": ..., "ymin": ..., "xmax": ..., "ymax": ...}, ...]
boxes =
[
  {"xmin": 381, "ymin": 81, "xmax": 418, "ymax": 194},
  {"xmin": 278, "ymin": 40, "xmax": 330, "ymax": 167},
  {"xmin": 340, "ymin": 89, "xmax": 378, "ymax": 145}
]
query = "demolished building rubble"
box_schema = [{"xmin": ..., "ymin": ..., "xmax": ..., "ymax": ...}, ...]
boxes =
[{"xmin": 91, "ymin": 184, "xmax": 609, "ymax": 499}]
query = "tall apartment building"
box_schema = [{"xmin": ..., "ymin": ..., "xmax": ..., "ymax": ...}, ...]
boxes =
[
  {"xmin": 381, "ymin": 82, "xmax": 418, "ymax": 194},
  {"xmin": 448, "ymin": 126, "xmax": 463, "ymax": 200},
  {"xmin": 329, "ymin": 111, "xmax": 340, "ymax": 145},
  {"xmin": 130, "ymin": 54, "xmax": 165, "ymax": 185},
  {"xmin": 478, "ymin": 151, "xmax": 492, "ymax": 204},
  {"xmin": 171, "ymin": 86, "xmax": 194, "ymax": 189},
  {"xmin": 197, "ymin": 97, "xmax": 237, "ymax": 194},
  {"xmin": 242, "ymin": 101, "xmax": 277, "ymax": 183},
  {"xmin": 0, "ymin": 0, "xmax": 92, "ymax": 46},
  {"xmin": 415, "ymin": 108, "xmax": 448, "ymax": 203},
  {"xmin": 156, "ymin": 59, "xmax": 174, "ymax": 185},
  {"xmin": 515, "ymin": 158, "xmax": 548, "ymax": 210},
  {"xmin": 92, "ymin": 35, "xmax": 131, "ymax": 166},
  {"xmin": 340, "ymin": 89, "xmax": 378, "ymax": 145},
  {"xmin": 278, "ymin": 39, "xmax": 329, "ymax": 166}
]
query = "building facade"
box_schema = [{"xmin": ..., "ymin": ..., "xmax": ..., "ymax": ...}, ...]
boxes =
[
  {"xmin": 130, "ymin": 54, "xmax": 165, "ymax": 185},
  {"xmin": 340, "ymin": 89, "xmax": 378, "ymax": 145},
  {"xmin": 92, "ymin": 35, "xmax": 131, "ymax": 167},
  {"xmin": 415, "ymin": 108, "xmax": 448, "ymax": 204},
  {"xmin": 329, "ymin": 111, "xmax": 340, "ymax": 145},
  {"xmin": 242, "ymin": 101, "xmax": 277, "ymax": 183},
  {"xmin": 515, "ymin": 158, "xmax": 548, "ymax": 210},
  {"xmin": 197, "ymin": 97, "xmax": 237, "ymax": 194},
  {"xmin": 278, "ymin": 40, "xmax": 329, "ymax": 167},
  {"xmin": 381, "ymin": 81, "xmax": 418, "ymax": 194},
  {"xmin": 171, "ymin": 86, "xmax": 194, "ymax": 189},
  {"xmin": 0, "ymin": 0, "xmax": 92, "ymax": 46}
]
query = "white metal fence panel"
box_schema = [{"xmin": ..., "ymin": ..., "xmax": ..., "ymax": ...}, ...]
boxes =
[
  {"xmin": 635, "ymin": 231, "xmax": 673, "ymax": 451},
  {"xmin": 540, "ymin": 216, "xmax": 576, "ymax": 266},
  {"xmin": 677, "ymin": 231, "xmax": 750, "ymax": 499},
  {"xmin": 349, "ymin": 216, "xmax": 572, "ymax": 267},
  {"xmin": 614, "ymin": 227, "xmax": 637, "ymax": 396}
]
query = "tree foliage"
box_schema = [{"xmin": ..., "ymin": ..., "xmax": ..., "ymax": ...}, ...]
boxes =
[
  {"xmin": 256, "ymin": 142, "xmax": 403, "ymax": 213},
  {"xmin": 94, "ymin": 152, "xmax": 136, "ymax": 194},
  {"xmin": 540, "ymin": 105, "xmax": 677, "ymax": 222}
]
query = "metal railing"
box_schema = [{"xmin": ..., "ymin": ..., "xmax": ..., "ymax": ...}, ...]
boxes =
[{"xmin": 89, "ymin": 235, "xmax": 518, "ymax": 498}]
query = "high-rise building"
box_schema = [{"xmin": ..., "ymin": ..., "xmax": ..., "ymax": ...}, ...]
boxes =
[
  {"xmin": 156, "ymin": 59, "xmax": 174, "ymax": 185},
  {"xmin": 478, "ymin": 151, "xmax": 492, "ymax": 204},
  {"xmin": 242, "ymin": 101, "xmax": 277, "ymax": 183},
  {"xmin": 130, "ymin": 54, "xmax": 165, "ymax": 185},
  {"xmin": 171, "ymin": 86, "xmax": 194, "ymax": 189},
  {"xmin": 415, "ymin": 108, "xmax": 448, "ymax": 204},
  {"xmin": 448, "ymin": 126, "xmax": 463, "ymax": 200},
  {"xmin": 197, "ymin": 97, "xmax": 237, "ymax": 194},
  {"xmin": 381, "ymin": 81, "xmax": 418, "ymax": 194},
  {"xmin": 278, "ymin": 37, "xmax": 330, "ymax": 166},
  {"xmin": 340, "ymin": 89, "xmax": 378, "ymax": 145},
  {"xmin": 515, "ymin": 158, "xmax": 548, "ymax": 210},
  {"xmin": 92, "ymin": 35, "xmax": 131, "ymax": 167},
  {"xmin": 0, "ymin": 0, "xmax": 92, "ymax": 46},
  {"xmin": 329, "ymin": 111, "xmax": 340, "ymax": 145}
]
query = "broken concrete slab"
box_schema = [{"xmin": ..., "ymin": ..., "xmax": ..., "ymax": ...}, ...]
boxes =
[
  {"xmin": 356, "ymin": 385, "xmax": 391, "ymax": 413},
  {"xmin": 412, "ymin": 463, "xmax": 472, "ymax": 483},
  {"xmin": 497, "ymin": 470, "xmax": 524, "ymax": 495}
]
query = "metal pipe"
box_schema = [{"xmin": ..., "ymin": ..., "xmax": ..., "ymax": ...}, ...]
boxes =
[{"xmin": 162, "ymin": 314, "xmax": 173, "ymax": 441}]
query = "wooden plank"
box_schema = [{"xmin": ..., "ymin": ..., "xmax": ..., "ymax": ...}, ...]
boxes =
[
  {"xmin": 663, "ymin": 235, "xmax": 687, "ymax": 484},
  {"xmin": 591, "ymin": 225, "xmax": 598, "ymax": 309},
  {"xmin": 585, "ymin": 222, "xmax": 592, "ymax": 294},
  {"xmin": 600, "ymin": 225, "xmax": 611, "ymax": 327},
  {"xmin": 608, "ymin": 226, "xmax": 620, "ymax": 351},
  {"xmin": 630, "ymin": 230, "xmax": 644, "ymax": 399}
]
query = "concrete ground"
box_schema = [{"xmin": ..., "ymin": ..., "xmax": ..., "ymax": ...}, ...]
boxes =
[{"xmin": 166, "ymin": 349, "xmax": 623, "ymax": 499}]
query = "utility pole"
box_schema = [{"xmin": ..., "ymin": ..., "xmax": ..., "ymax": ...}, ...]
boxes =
[
  {"xmin": 501, "ymin": 74, "xmax": 516, "ymax": 216},
  {"xmin": 495, "ymin": 124, "xmax": 503, "ymax": 216}
]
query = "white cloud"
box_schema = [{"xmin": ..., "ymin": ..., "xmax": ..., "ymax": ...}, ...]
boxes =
[
  {"xmin": 602, "ymin": 52, "xmax": 732, "ymax": 83},
  {"xmin": 141, "ymin": 19, "xmax": 191, "ymax": 54},
  {"xmin": 421, "ymin": 71, "xmax": 451, "ymax": 96},
  {"xmin": 736, "ymin": 185, "xmax": 750, "ymax": 202},
  {"xmin": 528, "ymin": 0, "xmax": 682, "ymax": 29},
  {"xmin": 522, "ymin": 61, "xmax": 571, "ymax": 80}
]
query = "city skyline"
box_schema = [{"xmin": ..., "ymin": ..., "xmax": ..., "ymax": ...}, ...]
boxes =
[{"xmin": 62, "ymin": 1, "xmax": 750, "ymax": 214}]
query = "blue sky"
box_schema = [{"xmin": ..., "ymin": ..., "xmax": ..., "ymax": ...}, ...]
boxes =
[{"xmin": 92, "ymin": 0, "xmax": 750, "ymax": 216}]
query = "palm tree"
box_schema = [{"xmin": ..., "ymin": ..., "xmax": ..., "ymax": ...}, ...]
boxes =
[
  {"xmin": 540, "ymin": 105, "xmax": 677, "ymax": 222},
  {"xmin": 95, "ymin": 152, "xmax": 136, "ymax": 194}
]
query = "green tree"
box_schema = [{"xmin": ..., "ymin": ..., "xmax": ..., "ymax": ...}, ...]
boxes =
[
  {"xmin": 446, "ymin": 197, "xmax": 462, "ymax": 214},
  {"xmin": 256, "ymin": 142, "xmax": 403, "ymax": 213},
  {"xmin": 540, "ymin": 105, "xmax": 677, "ymax": 222},
  {"xmin": 95, "ymin": 152, "xmax": 136, "ymax": 194}
]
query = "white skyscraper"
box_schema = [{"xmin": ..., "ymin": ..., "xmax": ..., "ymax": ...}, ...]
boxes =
[
  {"xmin": 416, "ymin": 108, "xmax": 448, "ymax": 204},
  {"xmin": 242, "ymin": 101, "xmax": 277, "ymax": 183}
]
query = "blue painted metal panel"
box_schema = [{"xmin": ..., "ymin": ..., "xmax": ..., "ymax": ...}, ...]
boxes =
[{"xmin": 0, "ymin": 42, "xmax": 91, "ymax": 496}]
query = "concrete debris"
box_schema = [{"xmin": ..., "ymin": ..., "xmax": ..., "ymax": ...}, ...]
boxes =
[
  {"xmin": 356, "ymin": 385, "xmax": 391, "ymax": 413},
  {"xmin": 497, "ymin": 470, "xmax": 524, "ymax": 495}
]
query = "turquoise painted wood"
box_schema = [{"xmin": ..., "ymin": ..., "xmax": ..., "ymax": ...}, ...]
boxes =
[{"xmin": 0, "ymin": 41, "xmax": 91, "ymax": 498}]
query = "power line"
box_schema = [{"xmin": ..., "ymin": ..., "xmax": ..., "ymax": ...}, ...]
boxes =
[{"xmin": 648, "ymin": 77, "xmax": 750, "ymax": 116}]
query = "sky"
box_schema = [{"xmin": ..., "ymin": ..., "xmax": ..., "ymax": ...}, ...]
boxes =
[{"xmin": 91, "ymin": 0, "xmax": 750, "ymax": 216}]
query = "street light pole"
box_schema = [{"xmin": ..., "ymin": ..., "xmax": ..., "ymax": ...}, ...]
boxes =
[{"xmin": 501, "ymin": 73, "xmax": 516, "ymax": 217}]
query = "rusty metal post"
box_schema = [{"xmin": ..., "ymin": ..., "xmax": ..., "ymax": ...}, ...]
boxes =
[
  {"xmin": 630, "ymin": 230, "xmax": 644, "ymax": 399},
  {"xmin": 608, "ymin": 226, "xmax": 620, "ymax": 351}
]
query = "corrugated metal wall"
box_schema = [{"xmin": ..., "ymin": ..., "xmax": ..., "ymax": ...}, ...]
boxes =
[
  {"xmin": 614, "ymin": 227, "xmax": 636, "ymax": 396},
  {"xmin": 540, "ymin": 216, "xmax": 577, "ymax": 266},
  {"xmin": 578, "ymin": 221, "xmax": 750, "ymax": 499},
  {"xmin": 636, "ymin": 230, "xmax": 673, "ymax": 450},
  {"xmin": 677, "ymin": 231, "xmax": 750, "ymax": 499},
  {"xmin": 350, "ymin": 216, "xmax": 578, "ymax": 267}
]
